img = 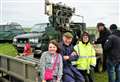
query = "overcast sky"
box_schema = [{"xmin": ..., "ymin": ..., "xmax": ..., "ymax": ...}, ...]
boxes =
[{"xmin": 0, "ymin": 0, "xmax": 120, "ymax": 27}]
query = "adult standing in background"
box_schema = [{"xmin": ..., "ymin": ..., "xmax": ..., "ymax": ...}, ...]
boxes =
[
  {"xmin": 104, "ymin": 34, "xmax": 120, "ymax": 82},
  {"xmin": 94, "ymin": 22, "xmax": 111, "ymax": 71},
  {"xmin": 109, "ymin": 24, "xmax": 120, "ymax": 37}
]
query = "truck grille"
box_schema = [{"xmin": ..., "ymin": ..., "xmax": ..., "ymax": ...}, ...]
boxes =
[{"xmin": 18, "ymin": 38, "xmax": 28, "ymax": 43}]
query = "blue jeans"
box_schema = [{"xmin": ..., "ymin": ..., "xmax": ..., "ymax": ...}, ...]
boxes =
[{"xmin": 106, "ymin": 59, "xmax": 120, "ymax": 82}]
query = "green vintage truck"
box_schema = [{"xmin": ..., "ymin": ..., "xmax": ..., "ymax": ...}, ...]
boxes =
[{"xmin": 0, "ymin": 23, "xmax": 25, "ymax": 43}]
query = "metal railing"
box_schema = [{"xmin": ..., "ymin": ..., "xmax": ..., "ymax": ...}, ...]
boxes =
[{"xmin": 0, "ymin": 55, "xmax": 40, "ymax": 82}]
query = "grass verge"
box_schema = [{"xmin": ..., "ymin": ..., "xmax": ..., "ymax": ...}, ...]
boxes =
[{"xmin": 0, "ymin": 43, "xmax": 18, "ymax": 57}]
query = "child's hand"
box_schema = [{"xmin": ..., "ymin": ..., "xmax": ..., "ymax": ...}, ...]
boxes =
[
  {"xmin": 57, "ymin": 80, "xmax": 60, "ymax": 82},
  {"xmin": 42, "ymin": 80, "xmax": 46, "ymax": 82}
]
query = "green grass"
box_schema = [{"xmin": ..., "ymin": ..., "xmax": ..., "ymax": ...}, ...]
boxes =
[
  {"xmin": 0, "ymin": 43, "xmax": 18, "ymax": 57},
  {"xmin": 0, "ymin": 43, "xmax": 108, "ymax": 82},
  {"xmin": 95, "ymin": 72, "xmax": 108, "ymax": 82}
]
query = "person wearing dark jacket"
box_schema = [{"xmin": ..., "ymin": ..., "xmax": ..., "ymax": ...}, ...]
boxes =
[
  {"xmin": 59, "ymin": 32, "xmax": 84, "ymax": 82},
  {"xmin": 104, "ymin": 34, "xmax": 120, "ymax": 82},
  {"xmin": 94, "ymin": 22, "xmax": 111, "ymax": 71},
  {"xmin": 109, "ymin": 24, "xmax": 120, "ymax": 37}
]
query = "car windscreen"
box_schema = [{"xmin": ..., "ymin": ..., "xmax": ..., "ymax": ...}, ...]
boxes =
[
  {"xmin": 0, "ymin": 25, "xmax": 24, "ymax": 32},
  {"xmin": 9, "ymin": 25, "xmax": 24, "ymax": 31},
  {"xmin": 31, "ymin": 24, "xmax": 47, "ymax": 32}
]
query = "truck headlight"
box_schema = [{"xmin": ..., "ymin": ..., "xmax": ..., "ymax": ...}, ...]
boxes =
[
  {"xmin": 29, "ymin": 39, "xmax": 34, "ymax": 43},
  {"xmin": 13, "ymin": 38, "xmax": 17, "ymax": 42}
]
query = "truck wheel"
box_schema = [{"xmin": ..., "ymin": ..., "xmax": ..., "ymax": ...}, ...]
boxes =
[
  {"xmin": 33, "ymin": 50, "xmax": 42, "ymax": 58},
  {"xmin": 96, "ymin": 58, "xmax": 103, "ymax": 73}
]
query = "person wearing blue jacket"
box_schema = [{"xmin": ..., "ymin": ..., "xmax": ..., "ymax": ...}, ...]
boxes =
[{"xmin": 59, "ymin": 32, "xmax": 84, "ymax": 82}]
